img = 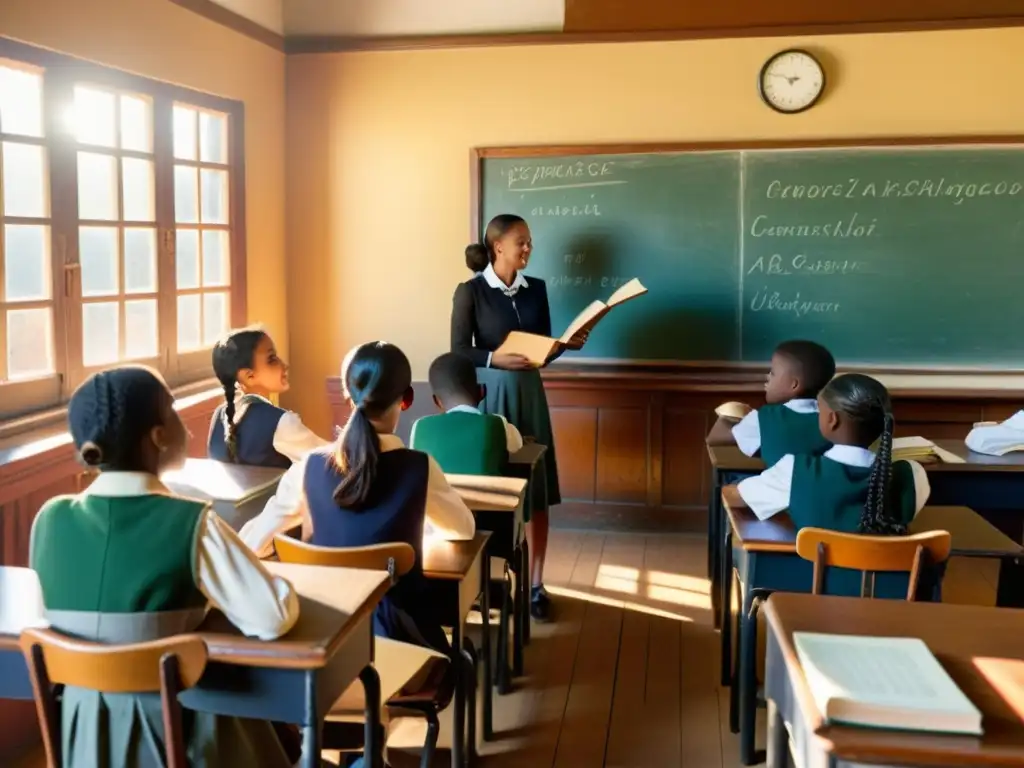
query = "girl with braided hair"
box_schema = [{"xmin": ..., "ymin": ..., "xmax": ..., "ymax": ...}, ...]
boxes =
[
  {"xmin": 736, "ymin": 373, "xmax": 931, "ymax": 534},
  {"xmin": 30, "ymin": 366, "xmax": 302, "ymax": 767},
  {"xmin": 209, "ymin": 326, "xmax": 326, "ymax": 466}
]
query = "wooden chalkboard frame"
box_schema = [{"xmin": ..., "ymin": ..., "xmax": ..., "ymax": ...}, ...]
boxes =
[{"xmin": 470, "ymin": 137, "xmax": 1024, "ymax": 387}]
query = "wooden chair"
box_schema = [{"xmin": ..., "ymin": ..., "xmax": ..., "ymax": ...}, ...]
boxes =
[
  {"xmin": 795, "ymin": 528, "xmax": 953, "ymax": 600},
  {"xmin": 19, "ymin": 628, "xmax": 207, "ymax": 768},
  {"xmin": 274, "ymin": 537, "xmax": 459, "ymax": 768}
]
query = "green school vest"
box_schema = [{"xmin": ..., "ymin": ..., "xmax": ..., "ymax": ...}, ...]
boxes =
[
  {"xmin": 758, "ymin": 403, "xmax": 832, "ymax": 467},
  {"xmin": 788, "ymin": 456, "xmax": 917, "ymax": 533},
  {"xmin": 410, "ymin": 411, "xmax": 508, "ymax": 476},
  {"xmin": 31, "ymin": 493, "xmax": 208, "ymax": 617}
]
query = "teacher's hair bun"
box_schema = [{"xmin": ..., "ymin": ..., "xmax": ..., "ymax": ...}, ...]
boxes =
[
  {"xmin": 465, "ymin": 243, "xmax": 489, "ymax": 273},
  {"xmin": 79, "ymin": 441, "xmax": 104, "ymax": 466}
]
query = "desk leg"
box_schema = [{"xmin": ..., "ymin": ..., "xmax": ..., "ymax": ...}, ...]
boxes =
[
  {"xmin": 359, "ymin": 665, "xmax": 383, "ymax": 768},
  {"xmin": 452, "ymin": 623, "xmax": 465, "ymax": 768},
  {"xmin": 739, "ymin": 589, "xmax": 766, "ymax": 766},
  {"xmin": 766, "ymin": 699, "xmax": 788, "ymax": 768},
  {"xmin": 521, "ymin": 538, "xmax": 531, "ymax": 646},
  {"xmin": 512, "ymin": 546, "xmax": 525, "ymax": 678},
  {"xmin": 481, "ymin": 553, "xmax": 494, "ymax": 741},
  {"xmin": 719, "ymin": 529, "xmax": 733, "ymax": 688},
  {"xmin": 997, "ymin": 555, "xmax": 1024, "ymax": 608},
  {"xmin": 462, "ymin": 638, "xmax": 478, "ymax": 767},
  {"xmin": 495, "ymin": 569, "xmax": 512, "ymax": 695},
  {"xmin": 709, "ymin": 469, "xmax": 722, "ymax": 627},
  {"xmin": 301, "ymin": 669, "xmax": 323, "ymax": 768}
]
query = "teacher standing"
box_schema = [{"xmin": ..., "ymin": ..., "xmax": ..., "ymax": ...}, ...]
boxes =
[{"xmin": 451, "ymin": 214, "xmax": 587, "ymax": 622}]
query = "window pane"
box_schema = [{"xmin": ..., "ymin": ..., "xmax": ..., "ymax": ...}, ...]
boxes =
[
  {"xmin": 201, "ymin": 230, "xmax": 229, "ymax": 286},
  {"xmin": 120, "ymin": 94, "xmax": 151, "ymax": 153},
  {"xmin": 74, "ymin": 86, "xmax": 117, "ymax": 148},
  {"xmin": 199, "ymin": 111, "xmax": 227, "ymax": 163},
  {"xmin": 7, "ymin": 307, "xmax": 53, "ymax": 379},
  {"xmin": 124, "ymin": 299, "xmax": 157, "ymax": 359},
  {"xmin": 176, "ymin": 229, "xmax": 199, "ymax": 289},
  {"xmin": 79, "ymin": 226, "xmax": 119, "ymax": 297},
  {"xmin": 2, "ymin": 142, "xmax": 47, "ymax": 217},
  {"xmin": 4, "ymin": 224, "xmax": 50, "ymax": 301},
  {"xmin": 121, "ymin": 157, "xmax": 154, "ymax": 221},
  {"xmin": 123, "ymin": 227, "xmax": 157, "ymax": 293},
  {"xmin": 200, "ymin": 169, "xmax": 228, "ymax": 224},
  {"xmin": 177, "ymin": 293, "xmax": 201, "ymax": 351},
  {"xmin": 173, "ymin": 105, "xmax": 197, "ymax": 160},
  {"xmin": 0, "ymin": 65, "xmax": 43, "ymax": 138},
  {"xmin": 203, "ymin": 291, "xmax": 228, "ymax": 345},
  {"xmin": 82, "ymin": 301, "xmax": 119, "ymax": 366},
  {"xmin": 174, "ymin": 165, "xmax": 198, "ymax": 223},
  {"xmin": 77, "ymin": 152, "xmax": 119, "ymax": 220}
]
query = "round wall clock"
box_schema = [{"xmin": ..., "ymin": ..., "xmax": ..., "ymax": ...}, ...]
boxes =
[{"xmin": 758, "ymin": 49, "xmax": 825, "ymax": 114}]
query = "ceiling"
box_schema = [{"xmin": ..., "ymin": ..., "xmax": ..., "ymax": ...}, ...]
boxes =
[{"xmin": 208, "ymin": 0, "xmax": 565, "ymax": 37}]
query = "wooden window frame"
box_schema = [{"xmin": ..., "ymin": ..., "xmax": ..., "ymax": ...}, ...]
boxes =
[{"xmin": 0, "ymin": 36, "xmax": 247, "ymax": 431}]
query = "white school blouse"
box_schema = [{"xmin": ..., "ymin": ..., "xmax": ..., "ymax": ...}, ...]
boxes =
[
  {"xmin": 736, "ymin": 444, "xmax": 931, "ymax": 522},
  {"xmin": 731, "ymin": 398, "xmax": 819, "ymax": 458}
]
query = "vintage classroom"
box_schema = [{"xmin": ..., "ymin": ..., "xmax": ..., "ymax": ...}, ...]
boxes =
[{"xmin": 3, "ymin": 1, "xmax": 1024, "ymax": 767}]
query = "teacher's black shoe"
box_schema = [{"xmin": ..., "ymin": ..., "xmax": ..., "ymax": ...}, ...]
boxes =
[{"xmin": 531, "ymin": 585, "xmax": 552, "ymax": 623}]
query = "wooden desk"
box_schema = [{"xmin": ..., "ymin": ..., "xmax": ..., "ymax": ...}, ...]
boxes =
[
  {"xmin": 706, "ymin": 441, "xmax": 1024, "ymax": 635},
  {"xmin": 162, "ymin": 458, "xmax": 284, "ymax": 531},
  {"xmin": 449, "ymin": 474, "xmax": 530, "ymax": 693},
  {"xmin": 764, "ymin": 594, "xmax": 1024, "ymax": 767},
  {"xmin": 720, "ymin": 489, "xmax": 1024, "ymax": 766},
  {"xmin": 0, "ymin": 563, "xmax": 391, "ymax": 768},
  {"xmin": 422, "ymin": 532, "xmax": 491, "ymax": 768}
]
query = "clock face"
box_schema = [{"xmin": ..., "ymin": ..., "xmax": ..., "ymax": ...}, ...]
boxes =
[{"xmin": 759, "ymin": 49, "xmax": 825, "ymax": 114}]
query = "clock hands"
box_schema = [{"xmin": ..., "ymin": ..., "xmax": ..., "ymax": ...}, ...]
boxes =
[{"xmin": 768, "ymin": 73, "xmax": 801, "ymax": 86}]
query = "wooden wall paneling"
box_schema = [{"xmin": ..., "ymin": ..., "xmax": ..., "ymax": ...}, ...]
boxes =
[
  {"xmin": 595, "ymin": 405, "xmax": 649, "ymax": 504},
  {"xmin": 563, "ymin": 0, "xmax": 1024, "ymax": 33},
  {"xmin": 549, "ymin": 404, "xmax": 599, "ymax": 502}
]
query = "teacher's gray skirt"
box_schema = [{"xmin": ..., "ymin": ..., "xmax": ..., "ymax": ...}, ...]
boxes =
[{"xmin": 477, "ymin": 366, "xmax": 561, "ymax": 515}]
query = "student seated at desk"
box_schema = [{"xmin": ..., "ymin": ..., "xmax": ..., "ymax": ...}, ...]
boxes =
[
  {"xmin": 31, "ymin": 367, "xmax": 301, "ymax": 767},
  {"xmin": 409, "ymin": 351, "xmax": 524, "ymax": 474},
  {"xmin": 708, "ymin": 340, "xmax": 836, "ymax": 466},
  {"xmin": 208, "ymin": 325, "xmax": 327, "ymax": 467},
  {"xmin": 965, "ymin": 410, "xmax": 1024, "ymax": 456},
  {"xmin": 737, "ymin": 373, "xmax": 930, "ymax": 533},
  {"xmin": 240, "ymin": 342, "xmax": 476, "ymax": 656}
]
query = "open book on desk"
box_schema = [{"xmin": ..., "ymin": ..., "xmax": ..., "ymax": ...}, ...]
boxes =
[
  {"xmin": 794, "ymin": 632, "xmax": 983, "ymax": 736},
  {"xmin": 494, "ymin": 278, "xmax": 647, "ymax": 366},
  {"xmin": 890, "ymin": 436, "xmax": 965, "ymax": 464}
]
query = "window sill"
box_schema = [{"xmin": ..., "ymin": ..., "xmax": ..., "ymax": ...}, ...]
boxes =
[{"xmin": 0, "ymin": 379, "xmax": 222, "ymax": 470}]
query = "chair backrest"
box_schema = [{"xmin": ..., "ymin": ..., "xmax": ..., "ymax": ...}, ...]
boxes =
[
  {"xmin": 19, "ymin": 628, "xmax": 207, "ymax": 768},
  {"xmin": 795, "ymin": 528, "xmax": 952, "ymax": 601},
  {"xmin": 274, "ymin": 537, "xmax": 416, "ymax": 582}
]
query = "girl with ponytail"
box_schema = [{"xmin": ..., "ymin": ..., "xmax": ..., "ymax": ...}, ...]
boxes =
[
  {"xmin": 239, "ymin": 342, "xmax": 475, "ymax": 654},
  {"xmin": 736, "ymin": 372, "xmax": 931, "ymax": 534},
  {"xmin": 209, "ymin": 326, "xmax": 326, "ymax": 467}
]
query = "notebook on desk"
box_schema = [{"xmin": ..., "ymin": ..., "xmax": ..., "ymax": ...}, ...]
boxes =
[
  {"xmin": 890, "ymin": 436, "xmax": 966, "ymax": 464},
  {"xmin": 794, "ymin": 632, "xmax": 983, "ymax": 736},
  {"xmin": 967, "ymin": 412, "xmax": 1024, "ymax": 456}
]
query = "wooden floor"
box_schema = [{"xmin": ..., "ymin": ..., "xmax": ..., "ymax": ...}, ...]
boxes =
[{"xmin": 15, "ymin": 529, "xmax": 1000, "ymax": 768}]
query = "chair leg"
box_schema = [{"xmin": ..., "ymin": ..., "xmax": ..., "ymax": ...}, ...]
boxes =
[
  {"xmin": 420, "ymin": 711, "xmax": 440, "ymax": 768},
  {"xmin": 462, "ymin": 639, "xmax": 478, "ymax": 767},
  {"xmin": 520, "ymin": 539, "xmax": 531, "ymax": 645},
  {"xmin": 729, "ymin": 575, "xmax": 741, "ymax": 734}
]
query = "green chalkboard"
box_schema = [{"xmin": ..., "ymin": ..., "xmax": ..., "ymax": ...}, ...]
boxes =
[{"xmin": 478, "ymin": 144, "xmax": 1024, "ymax": 368}]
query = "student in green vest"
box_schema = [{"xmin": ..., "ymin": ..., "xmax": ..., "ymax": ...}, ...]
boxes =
[
  {"xmin": 30, "ymin": 366, "xmax": 302, "ymax": 768},
  {"xmin": 410, "ymin": 352, "xmax": 524, "ymax": 475},
  {"xmin": 736, "ymin": 373, "xmax": 931, "ymax": 533},
  {"xmin": 708, "ymin": 339, "xmax": 836, "ymax": 466}
]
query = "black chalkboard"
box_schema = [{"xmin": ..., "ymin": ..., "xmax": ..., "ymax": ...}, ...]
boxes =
[{"xmin": 477, "ymin": 144, "xmax": 1024, "ymax": 368}]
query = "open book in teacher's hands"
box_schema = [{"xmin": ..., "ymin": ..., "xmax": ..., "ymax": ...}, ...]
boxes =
[
  {"xmin": 495, "ymin": 278, "xmax": 648, "ymax": 366},
  {"xmin": 794, "ymin": 632, "xmax": 983, "ymax": 736}
]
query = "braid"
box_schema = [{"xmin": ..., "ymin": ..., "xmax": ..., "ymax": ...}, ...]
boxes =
[
  {"xmin": 222, "ymin": 380, "xmax": 238, "ymax": 463},
  {"xmin": 860, "ymin": 412, "xmax": 905, "ymax": 535}
]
